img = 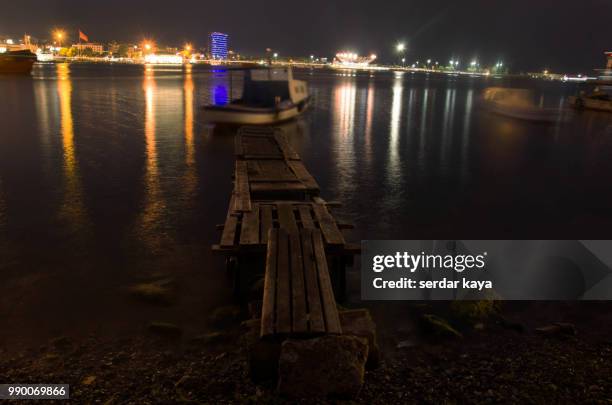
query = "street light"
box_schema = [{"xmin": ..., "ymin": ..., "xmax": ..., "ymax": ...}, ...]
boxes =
[
  {"xmin": 54, "ymin": 30, "xmax": 65, "ymax": 47},
  {"xmin": 396, "ymin": 42, "xmax": 406, "ymax": 53}
]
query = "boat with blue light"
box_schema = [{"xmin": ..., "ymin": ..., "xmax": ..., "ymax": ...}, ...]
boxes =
[{"xmin": 202, "ymin": 67, "xmax": 310, "ymax": 126}]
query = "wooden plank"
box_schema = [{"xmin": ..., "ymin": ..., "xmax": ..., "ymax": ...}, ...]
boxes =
[
  {"xmin": 234, "ymin": 134, "xmax": 244, "ymax": 157},
  {"xmin": 239, "ymin": 205, "xmax": 260, "ymax": 245},
  {"xmin": 290, "ymin": 232, "xmax": 308, "ymax": 333},
  {"xmin": 298, "ymin": 205, "xmax": 315, "ymax": 229},
  {"xmin": 312, "ymin": 230, "xmax": 342, "ymax": 334},
  {"xmin": 250, "ymin": 182, "xmax": 306, "ymax": 192},
  {"xmin": 251, "ymin": 160, "xmax": 297, "ymax": 182},
  {"xmin": 220, "ymin": 195, "xmax": 238, "ymax": 248},
  {"xmin": 312, "ymin": 204, "xmax": 345, "ymax": 246},
  {"xmin": 260, "ymin": 204, "xmax": 274, "ymax": 245},
  {"xmin": 273, "ymin": 132, "xmax": 300, "ymax": 160},
  {"xmin": 288, "ymin": 160, "xmax": 319, "ymax": 191},
  {"xmin": 277, "ymin": 203, "xmax": 299, "ymax": 234},
  {"xmin": 260, "ymin": 228, "xmax": 278, "ymax": 337},
  {"xmin": 300, "ymin": 229, "xmax": 325, "ymax": 333},
  {"xmin": 276, "ymin": 228, "xmax": 291, "ymax": 334},
  {"xmin": 234, "ymin": 161, "xmax": 251, "ymax": 212}
]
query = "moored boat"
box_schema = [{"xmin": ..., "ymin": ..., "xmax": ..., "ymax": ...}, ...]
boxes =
[
  {"xmin": 482, "ymin": 87, "xmax": 563, "ymax": 122},
  {"xmin": 202, "ymin": 67, "xmax": 310, "ymax": 126},
  {"xmin": 568, "ymin": 87, "xmax": 612, "ymax": 113},
  {"xmin": 0, "ymin": 50, "xmax": 37, "ymax": 75}
]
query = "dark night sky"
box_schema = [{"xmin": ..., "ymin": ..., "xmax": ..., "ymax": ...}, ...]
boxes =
[{"xmin": 2, "ymin": 0, "xmax": 611, "ymax": 73}]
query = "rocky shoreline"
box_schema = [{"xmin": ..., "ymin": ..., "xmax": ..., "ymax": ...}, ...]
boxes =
[{"xmin": 1, "ymin": 302, "xmax": 611, "ymax": 403}]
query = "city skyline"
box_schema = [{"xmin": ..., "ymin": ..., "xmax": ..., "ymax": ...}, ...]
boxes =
[{"xmin": 1, "ymin": 0, "xmax": 611, "ymax": 73}]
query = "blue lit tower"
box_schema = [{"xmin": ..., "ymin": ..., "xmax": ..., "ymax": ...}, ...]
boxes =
[{"xmin": 209, "ymin": 32, "xmax": 229, "ymax": 60}]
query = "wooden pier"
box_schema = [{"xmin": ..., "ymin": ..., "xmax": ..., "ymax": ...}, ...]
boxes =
[{"xmin": 213, "ymin": 126, "xmax": 359, "ymax": 338}]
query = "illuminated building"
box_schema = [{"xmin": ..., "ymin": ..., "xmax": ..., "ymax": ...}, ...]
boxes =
[
  {"xmin": 209, "ymin": 32, "xmax": 229, "ymax": 60},
  {"xmin": 71, "ymin": 43, "xmax": 104, "ymax": 53},
  {"xmin": 334, "ymin": 52, "xmax": 377, "ymax": 68}
]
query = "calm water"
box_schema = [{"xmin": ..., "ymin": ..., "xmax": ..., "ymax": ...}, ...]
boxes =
[{"xmin": 1, "ymin": 64, "xmax": 612, "ymax": 345}]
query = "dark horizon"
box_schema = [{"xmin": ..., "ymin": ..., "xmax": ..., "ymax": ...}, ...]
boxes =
[{"xmin": 1, "ymin": 0, "xmax": 611, "ymax": 73}]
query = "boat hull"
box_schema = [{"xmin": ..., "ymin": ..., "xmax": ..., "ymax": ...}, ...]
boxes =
[
  {"xmin": 0, "ymin": 51, "xmax": 37, "ymax": 75},
  {"xmin": 203, "ymin": 101, "xmax": 308, "ymax": 126},
  {"xmin": 569, "ymin": 96, "xmax": 612, "ymax": 113}
]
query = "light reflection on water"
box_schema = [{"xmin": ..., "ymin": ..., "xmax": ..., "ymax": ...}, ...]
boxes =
[
  {"xmin": 57, "ymin": 63, "xmax": 89, "ymax": 234},
  {"xmin": 0, "ymin": 66, "xmax": 611, "ymax": 269}
]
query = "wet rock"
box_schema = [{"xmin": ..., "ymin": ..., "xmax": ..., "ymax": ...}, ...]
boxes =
[
  {"xmin": 278, "ymin": 335, "xmax": 368, "ymax": 399},
  {"xmin": 397, "ymin": 339, "xmax": 417, "ymax": 349},
  {"xmin": 147, "ymin": 322, "xmax": 183, "ymax": 339},
  {"xmin": 450, "ymin": 299, "xmax": 499, "ymax": 326},
  {"xmin": 535, "ymin": 322, "xmax": 576, "ymax": 337},
  {"xmin": 82, "ymin": 375, "xmax": 96, "ymax": 385},
  {"xmin": 128, "ymin": 278, "xmax": 176, "ymax": 306},
  {"xmin": 51, "ymin": 336, "xmax": 73, "ymax": 351},
  {"xmin": 242, "ymin": 319, "xmax": 281, "ymax": 383},
  {"xmin": 420, "ymin": 314, "xmax": 463, "ymax": 339},
  {"xmin": 208, "ymin": 305, "xmax": 242, "ymax": 328},
  {"xmin": 339, "ymin": 308, "xmax": 380, "ymax": 369}
]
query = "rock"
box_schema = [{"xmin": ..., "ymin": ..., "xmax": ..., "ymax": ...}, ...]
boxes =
[
  {"xmin": 208, "ymin": 305, "xmax": 242, "ymax": 328},
  {"xmin": 147, "ymin": 322, "xmax": 183, "ymax": 338},
  {"xmin": 420, "ymin": 314, "xmax": 463, "ymax": 339},
  {"xmin": 396, "ymin": 339, "xmax": 417, "ymax": 349},
  {"xmin": 82, "ymin": 375, "xmax": 96, "ymax": 385},
  {"xmin": 339, "ymin": 309, "xmax": 380, "ymax": 369},
  {"xmin": 128, "ymin": 278, "xmax": 176, "ymax": 306},
  {"xmin": 50, "ymin": 336, "xmax": 73, "ymax": 351},
  {"xmin": 535, "ymin": 322, "xmax": 576, "ymax": 337},
  {"xmin": 450, "ymin": 300, "xmax": 499, "ymax": 326},
  {"xmin": 242, "ymin": 319, "xmax": 281, "ymax": 383},
  {"xmin": 277, "ymin": 335, "xmax": 368, "ymax": 399}
]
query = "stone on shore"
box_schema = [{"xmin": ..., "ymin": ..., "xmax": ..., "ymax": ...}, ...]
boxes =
[
  {"xmin": 147, "ymin": 322, "xmax": 182, "ymax": 338},
  {"xmin": 277, "ymin": 335, "xmax": 368, "ymax": 399},
  {"xmin": 420, "ymin": 314, "xmax": 463, "ymax": 339},
  {"xmin": 339, "ymin": 308, "xmax": 380, "ymax": 369},
  {"xmin": 208, "ymin": 305, "xmax": 242, "ymax": 328},
  {"xmin": 128, "ymin": 278, "xmax": 176, "ymax": 306}
]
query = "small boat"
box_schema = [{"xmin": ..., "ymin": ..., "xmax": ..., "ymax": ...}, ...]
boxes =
[
  {"xmin": 0, "ymin": 50, "xmax": 37, "ymax": 75},
  {"xmin": 482, "ymin": 87, "xmax": 562, "ymax": 122},
  {"xmin": 568, "ymin": 87, "xmax": 612, "ymax": 113},
  {"xmin": 202, "ymin": 67, "xmax": 310, "ymax": 126}
]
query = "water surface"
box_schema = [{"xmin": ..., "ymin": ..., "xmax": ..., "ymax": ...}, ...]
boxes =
[{"xmin": 1, "ymin": 64, "xmax": 611, "ymax": 345}]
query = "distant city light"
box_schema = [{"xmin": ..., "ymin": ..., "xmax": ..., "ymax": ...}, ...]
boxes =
[
  {"xmin": 427, "ymin": 59, "xmax": 431, "ymax": 64},
  {"xmin": 396, "ymin": 42, "xmax": 406, "ymax": 53},
  {"xmin": 144, "ymin": 54, "xmax": 183, "ymax": 65},
  {"xmin": 184, "ymin": 44, "xmax": 192, "ymax": 52},
  {"xmin": 273, "ymin": 52, "xmax": 278, "ymax": 58},
  {"xmin": 6, "ymin": 39, "xmax": 14, "ymax": 45}
]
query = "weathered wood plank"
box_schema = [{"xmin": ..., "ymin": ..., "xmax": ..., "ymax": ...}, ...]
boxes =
[
  {"xmin": 290, "ymin": 232, "xmax": 308, "ymax": 333},
  {"xmin": 239, "ymin": 205, "xmax": 260, "ymax": 245},
  {"xmin": 312, "ymin": 203, "xmax": 345, "ymax": 245},
  {"xmin": 277, "ymin": 203, "xmax": 299, "ymax": 234},
  {"xmin": 260, "ymin": 205, "xmax": 274, "ymax": 245},
  {"xmin": 276, "ymin": 228, "xmax": 291, "ymax": 334},
  {"xmin": 261, "ymin": 228, "xmax": 278, "ymax": 337},
  {"xmin": 234, "ymin": 134, "xmax": 244, "ymax": 157},
  {"xmin": 298, "ymin": 205, "xmax": 315, "ymax": 229},
  {"xmin": 250, "ymin": 182, "xmax": 306, "ymax": 192},
  {"xmin": 288, "ymin": 160, "xmax": 319, "ymax": 191},
  {"xmin": 234, "ymin": 161, "xmax": 251, "ymax": 212},
  {"xmin": 273, "ymin": 132, "xmax": 300, "ymax": 160},
  {"xmin": 220, "ymin": 194, "xmax": 239, "ymax": 248},
  {"xmin": 312, "ymin": 230, "xmax": 342, "ymax": 334},
  {"xmin": 301, "ymin": 229, "xmax": 325, "ymax": 333}
]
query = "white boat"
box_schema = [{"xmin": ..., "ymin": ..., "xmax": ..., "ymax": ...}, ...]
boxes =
[
  {"xmin": 482, "ymin": 87, "xmax": 562, "ymax": 122},
  {"xmin": 568, "ymin": 86, "xmax": 612, "ymax": 113},
  {"xmin": 202, "ymin": 67, "xmax": 310, "ymax": 126}
]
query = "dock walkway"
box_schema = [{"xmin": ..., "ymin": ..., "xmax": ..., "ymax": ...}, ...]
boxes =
[{"xmin": 213, "ymin": 125, "xmax": 359, "ymax": 312}]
